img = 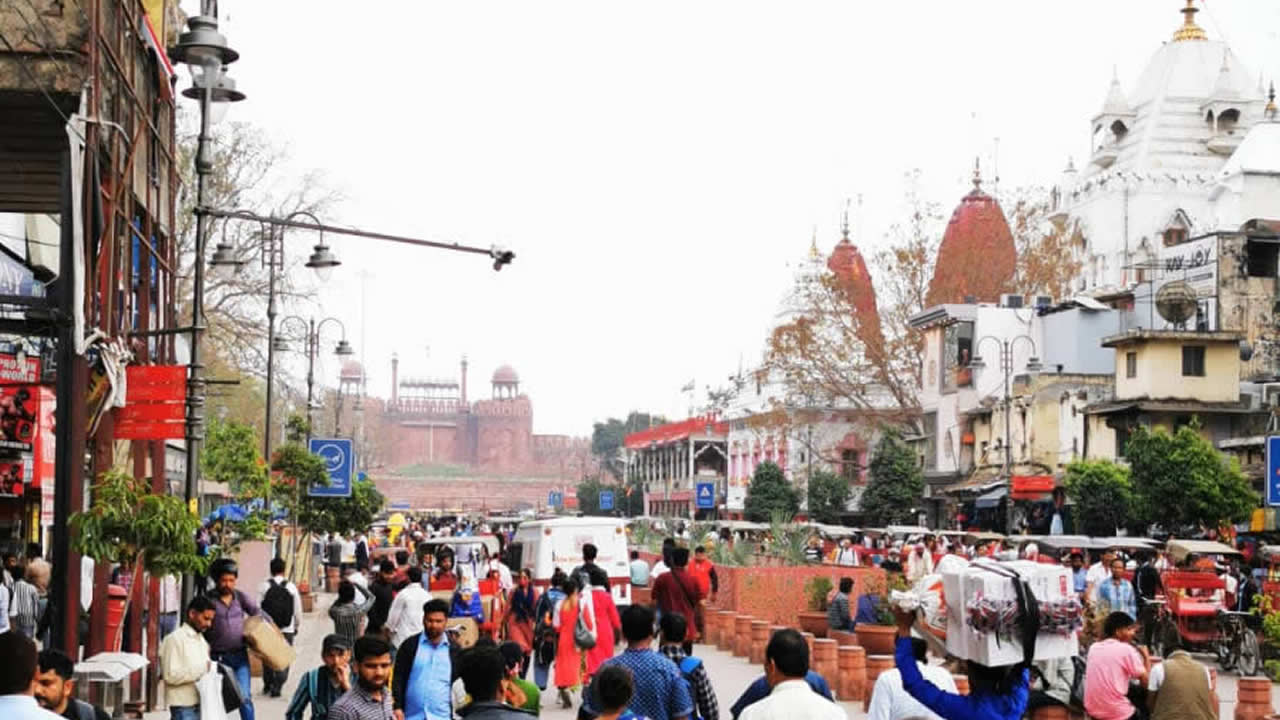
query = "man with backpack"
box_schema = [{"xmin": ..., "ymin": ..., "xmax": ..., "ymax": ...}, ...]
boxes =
[
  {"xmin": 259, "ymin": 557, "xmax": 303, "ymax": 698},
  {"xmin": 658, "ymin": 613, "xmax": 719, "ymax": 720}
]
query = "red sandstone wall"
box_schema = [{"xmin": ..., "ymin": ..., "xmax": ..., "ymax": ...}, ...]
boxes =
[
  {"xmin": 374, "ymin": 475, "xmax": 561, "ymax": 512},
  {"xmin": 713, "ymin": 565, "xmax": 882, "ymax": 626}
]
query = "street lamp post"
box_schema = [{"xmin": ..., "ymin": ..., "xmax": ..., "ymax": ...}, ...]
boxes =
[
  {"xmin": 274, "ymin": 317, "xmax": 354, "ymax": 442},
  {"xmin": 969, "ymin": 335, "xmax": 1042, "ymax": 533},
  {"xmin": 168, "ymin": 13, "xmax": 243, "ymax": 604},
  {"xmin": 210, "ymin": 211, "xmax": 339, "ymax": 460}
]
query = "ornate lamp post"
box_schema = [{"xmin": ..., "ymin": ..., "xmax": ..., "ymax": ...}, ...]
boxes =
[{"xmin": 969, "ymin": 336, "xmax": 1042, "ymax": 533}]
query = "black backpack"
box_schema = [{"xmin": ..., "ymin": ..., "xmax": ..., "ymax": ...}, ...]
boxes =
[{"xmin": 262, "ymin": 579, "xmax": 294, "ymax": 628}]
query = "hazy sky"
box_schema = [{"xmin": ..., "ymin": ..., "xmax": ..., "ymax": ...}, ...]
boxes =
[{"xmin": 196, "ymin": 0, "xmax": 1280, "ymax": 436}]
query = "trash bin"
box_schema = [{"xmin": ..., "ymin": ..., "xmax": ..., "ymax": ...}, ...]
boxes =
[{"xmin": 104, "ymin": 584, "xmax": 127, "ymax": 652}]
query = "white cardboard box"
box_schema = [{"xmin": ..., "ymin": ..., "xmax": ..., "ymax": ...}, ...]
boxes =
[{"xmin": 943, "ymin": 560, "xmax": 1079, "ymax": 666}]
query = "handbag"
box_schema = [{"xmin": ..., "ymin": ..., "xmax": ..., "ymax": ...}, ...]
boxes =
[
  {"xmin": 216, "ymin": 662, "xmax": 246, "ymax": 713},
  {"xmin": 574, "ymin": 592, "xmax": 597, "ymax": 650}
]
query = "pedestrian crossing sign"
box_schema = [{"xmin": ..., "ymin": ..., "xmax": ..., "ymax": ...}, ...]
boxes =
[{"xmin": 696, "ymin": 482, "xmax": 715, "ymax": 509}]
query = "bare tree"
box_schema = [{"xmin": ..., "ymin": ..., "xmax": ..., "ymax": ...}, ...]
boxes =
[
  {"xmin": 176, "ymin": 121, "xmax": 343, "ymax": 380},
  {"xmin": 1003, "ymin": 188, "xmax": 1084, "ymax": 301}
]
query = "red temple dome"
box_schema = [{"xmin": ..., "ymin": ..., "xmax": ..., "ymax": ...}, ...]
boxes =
[
  {"xmin": 492, "ymin": 365, "xmax": 520, "ymax": 385},
  {"xmin": 826, "ymin": 224, "xmax": 885, "ymax": 350},
  {"xmin": 926, "ymin": 161, "xmax": 1016, "ymax": 307}
]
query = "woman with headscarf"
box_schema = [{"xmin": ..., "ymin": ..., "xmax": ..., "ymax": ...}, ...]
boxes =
[{"xmin": 503, "ymin": 568, "xmax": 537, "ymax": 676}]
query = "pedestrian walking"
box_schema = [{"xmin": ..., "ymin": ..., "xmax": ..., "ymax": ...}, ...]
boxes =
[
  {"xmin": 355, "ymin": 533, "xmax": 371, "ymax": 573},
  {"xmin": 580, "ymin": 604, "xmax": 693, "ymax": 720},
  {"xmin": 34, "ymin": 649, "xmax": 110, "ymax": 720},
  {"xmin": 385, "ymin": 567, "xmax": 431, "ymax": 649},
  {"xmin": 159, "ymin": 595, "xmax": 216, "ymax": 720},
  {"xmin": 1096, "ymin": 558, "xmax": 1138, "ymax": 619},
  {"xmin": 658, "ymin": 613, "xmax": 719, "ymax": 720},
  {"xmin": 286, "ymin": 634, "xmax": 355, "ymax": 720},
  {"xmin": 327, "ymin": 534, "xmax": 343, "ymax": 572},
  {"xmin": 329, "ymin": 580, "xmax": 376, "ymax": 649},
  {"xmin": 866, "ymin": 637, "xmax": 956, "ymax": 720},
  {"xmin": 1084, "ymin": 612, "xmax": 1150, "ymax": 720},
  {"xmin": 366, "ymin": 560, "xmax": 397, "ymax": 638},
  {"xmin": 206, "ymin": 559, "xmax": 261, "ymax": 720},
  {"xmin": 454, "ymin": 645, "xmax": 531, "ymax": 720},
  {"xmin": 729, "ymin": 668, "xmax": 833, "ymax": 720},
  {"xmin": 392, "ymin": 551, "xmax": 412, "ymax": 590},
  {"xmin": 585, "ymin": 570, "xmax": 622, "ymax": 681},
  {"xmin": 689, "ymin": 546, "xmax": 718, "ymax": 601},
  {"xmin": 651, "ymin": 547, "xmax": 702, "ymax": 650},
  {"xmin": 738, "ymin": 629, "xmax": 842, "ymax": 720},
  {"xmin": 590, "ymin": 665, "xmax": 645, "ymax": 720},
  {"xmin": 571, "ymin": 544, "xmax": 603, "ymax": 588},
  {"xmin": 10, "ymin": 559, "xmax": 48, "ymax": 640},
  {"xmin": 259, "ymin": 557, "xmax": 303, "ymax": 698},
  {"xmin": 552, "ymin": 578, "xmax": 584, "ymax": 709},
  {"xmin": 498, "ymin": 642, "xmax": 540, "ymax": 716},
  {"xmin": 826, "ymin": 577, "xmax": 854, "ymax": 633},
  {"xmin": 340, "ymin": 534, "xmax": 358, "ymax": 573},
  {"xmin": 329, "ymin": 636, "xmax": 394, "ymax": 720},
  {"xmin": 392, "ymin": 598, "xmax": 454, "ymax": 720},
  {"xmin": 531, "ymin": 569, "xmax": 567, "ymax": 691},
  {"xmin": 501, "ymin": 569, "xmax": 537, "ymax": 676},
  {"xmin": 0, "ymin": 632, "xmax": 61, "ymax": 719}
]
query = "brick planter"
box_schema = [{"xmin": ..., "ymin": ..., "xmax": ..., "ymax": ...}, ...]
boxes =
[
  {"xmin": 830, "ymin": 629, "xmax": 857, "ymax": 648},
  {"xmin": 812, "ymin": 638, "xmax": 838, "ymax": 689},
  {"xmin": 838, "ymin": 644, "xmax": 866, "ymax": 703},
  {"xmin": 801, "ymin": 631, "xmax": 815, "ymax": 659},
  {"xmin": 749, "ymin": 621, "xmax": 769, "ymax": 665},
  {"xmin": 632, "ymin": 585, "xmax": 652, "ymax": 607},
  {"xmin": 716, "ymin": 613, "xmax": 736, "ymax": 652},
  {"xmin": 714, "ymin": 565, "xmax": 883, "ymax": 627},
  {"xmin": 1236, "ymin": 677, "xmax": 1274, "ymax": 720},
  {"xmin": 734, "ymin": 616, "xmax": 755, "ymax": 658},
  {"xmin": 864, "ymin": 655, "xmax": 894, "ymax": 712}
]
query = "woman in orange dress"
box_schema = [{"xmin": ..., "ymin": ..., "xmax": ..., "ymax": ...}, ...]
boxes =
[{"xmin": 552, "ymin": 577, "xmax": 584, "ymax": 709}]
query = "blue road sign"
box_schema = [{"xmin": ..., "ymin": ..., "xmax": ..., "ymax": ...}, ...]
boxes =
[
  {"xmin": 309, "ymin": 437, "xmax": 354, "ymax": 497},
  {"xmin": 549, "ymin": 491, "xmax": 563, "ymax": 507},
  {"xmin": 696, "ymin": 482, "xmax": 715, "ymax": 509},
  {"xmin": 1268, "ymin": 437, "xmax": 1280, "ymax": 507},
  {"xmin": 599, "ymin": 490, "xmax": 614, "ymax": 511}
]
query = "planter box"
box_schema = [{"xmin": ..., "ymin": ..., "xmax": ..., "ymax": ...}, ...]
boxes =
[
  {"xmin": 797, "ymin": 611, "xmax": 828, "ymax": 638},
  {"xmin": 714, "ymin": 565, "xmax": 883, "ymax": 627},
  {"xmin": 300, "ymin": 591, "xmax": 314, "ymax": 613},
  {"xmin": 855, "ymin": 624, "xmax": 898, "ymax": 655}
]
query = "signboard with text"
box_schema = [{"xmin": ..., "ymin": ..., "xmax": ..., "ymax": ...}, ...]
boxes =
[
  {"xmin": 115, "ymin": 365, "xmax": 187, "ymax": 440},
  {"xmin": 599, "ymin": 490, "xmax": 614, "ymax": 511},
  {"xmin": 1268, "ymin": 436, "xmax": 1280, "ymax": 507}
]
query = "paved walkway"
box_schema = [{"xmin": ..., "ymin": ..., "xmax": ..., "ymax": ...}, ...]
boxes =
[{"xmin": 144, "ymin": 593, "xmax": 1278, "ymax": 719}]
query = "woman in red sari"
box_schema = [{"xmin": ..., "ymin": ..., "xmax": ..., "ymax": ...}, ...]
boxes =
[
  {"xmin": 583, "ymin": 570, "xmax": 622, "ymax": 680},
  {"xmin": 503, "ymin": 569, "xmax": 538, "ymax": 676}
]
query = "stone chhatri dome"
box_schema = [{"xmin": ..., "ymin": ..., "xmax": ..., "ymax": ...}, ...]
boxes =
[
  {"xmin": 826, "ymin": 216, "xmax": 885, "ymax": 349},
  {"xmin": 492, "ymin": 364, "xmax": 520, "ymax": 384},
  {"xmin": 925, "ymin": 160, "xmax": 1016, "ymax": 307}
]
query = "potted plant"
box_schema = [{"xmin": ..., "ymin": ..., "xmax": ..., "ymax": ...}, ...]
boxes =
[
  {"xmin": 797, "ymin": 576, "xmax": 833, "ymax": 637},
  {"xmin": 855, "ymin": 573, "xmax": 904, "ymax": 654}
]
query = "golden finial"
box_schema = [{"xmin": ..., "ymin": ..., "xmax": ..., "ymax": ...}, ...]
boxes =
[
  {"xmin": 809, "ymin": 226, "xmax": 820, "ymax": 259},
  {"xmin": 1267, "ymin": 82, "xmax": 1277, "ymax": 121},
  {"xmin": 971, "ymin": 157, "xmax": 983, "ymax": 192},
  {"xmin": 1172, "ymin": 0, "xmax": 1207, "ymax": 42}
]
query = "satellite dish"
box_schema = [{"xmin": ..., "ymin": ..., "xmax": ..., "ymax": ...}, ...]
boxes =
[{"xmin": 1155, "ymin": 281, "xmax": 1198, "ymax": 325}]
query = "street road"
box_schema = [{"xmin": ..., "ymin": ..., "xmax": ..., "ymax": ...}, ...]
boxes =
[{"xmin": 143, "ymin": 592, "xmax": 1279, "ymax": 719}]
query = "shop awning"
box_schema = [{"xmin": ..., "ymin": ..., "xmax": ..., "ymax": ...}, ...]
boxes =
[{"xmin": 975, "ymin": 486, "xmax": 1008, "ymax": 509}]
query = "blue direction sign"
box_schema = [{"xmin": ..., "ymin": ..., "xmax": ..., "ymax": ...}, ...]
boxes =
[
  {"xmin": 548, "ymin": 491, "xmax": 563, "ymax": 507},
  {"xmin": 309, "ymin": 438, "xmax": 354, "ymax": 497},
  {"xmin": 599, "ymin": 490, "xmax": 614, "ymax": 511},
  {"xmin": 1268, "ymin": 437, "xmax": 1280, "ymax": 506},
  {"xmin": 696, "ymin": 482, "xmax": 715, "ymax": 509}
]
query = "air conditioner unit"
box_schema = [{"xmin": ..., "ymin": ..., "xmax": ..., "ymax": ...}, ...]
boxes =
[
  {"xmin": 1001, "ymin": 294, "xmax": 1025, "ymax": 309},
  {"xmin": 1264, "ymin": 383, "xmax": 1280, "ymax": 408},
  {"xmin": 1033, "ymin": 295, "xmax": 1054, "ymax": 309}
]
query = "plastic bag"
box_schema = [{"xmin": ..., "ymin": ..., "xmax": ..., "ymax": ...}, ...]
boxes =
[{"xmin": 197, "ymin": 668, "xmax": 227, "ymax": 720}]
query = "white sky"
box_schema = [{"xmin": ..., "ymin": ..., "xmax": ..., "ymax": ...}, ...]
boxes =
[{"xmin": 198, "ymin": 0, "xmax": 1280, "ymax": 436}]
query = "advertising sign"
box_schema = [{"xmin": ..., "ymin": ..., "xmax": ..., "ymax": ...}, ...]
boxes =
[
  {"xmin": 1154, "ymin": 236, "xmax": 1218, "ymax": 331},
  {"xmin": 308, "ymin": 437, "xmax": 354, "ymax": 497},
  {"xmin": 0, "ymin": 458, "xmax": 26, "ymax": 497},
  {"xmin": 1267, "ymin": 436, "xmax": 1280, "ymax": 507},
  {"xmin": 548, "ymin": 491, "xmax": 563, "ymax": 507},
  {"xmin": 116, "ymin": 365, "xmax": 187, "ymax": 440}
]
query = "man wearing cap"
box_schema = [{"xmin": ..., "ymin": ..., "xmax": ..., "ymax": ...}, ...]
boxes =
[{"xmin": 286, "ymin": 634, "xmax": 355, "ymax": 720}]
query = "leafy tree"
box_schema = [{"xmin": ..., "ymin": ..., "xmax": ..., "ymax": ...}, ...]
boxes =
[
  {"xmin": 1126, "ymin": 422, "xmax": 1258, "ymax": 533},
  {"xmin": 71, "ymin": 469, "xmax": 207, "ymax": 648},
  {"xmin": 861, "ymin": 430, "xmax": 924, "ymax": 525},
  {"xmin": 1063, "ymin": 460, "xmax": 1133, "ymax": 536},
  {"xmin": 744, "ymin": 461, "xmax": 799, "ymax": 522},
  {"xmin": 575, "ymin": 477, "xmax": 624, "ymax": 517},
  {"xmin": 296, "ymin": 476, "xmax": 386, "ymax": 537},
  {"xmin": 202, "ymin": 419, "xmax": 265, "ymax": 493},
  {"xmin": 806, "ymin": 470, "xmax": 850, "ymax": 524},
  {"xmin": 592, "ymin": 412, "xmax": 667, "ymax": 481}
]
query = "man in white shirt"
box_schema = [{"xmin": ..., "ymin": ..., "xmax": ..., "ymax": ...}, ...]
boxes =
[
  {"xmin": 0, "ymin": 631, "xmax": 61, "ymax": 719},
  {"xmin": 867, "ymin": 637, "xmax": 957, "ymax": 720},
  {"xmin": 740, "ymin": 629, "xmax": 843, "ymax": 720},
  {"xmin": 258, "ymin": 557, "xmax": 303, "ymax": 697},
  {"xmin": 836, "ymin": 539, "xmax": 859, "ymax": 567},
  {"xmin": 384, "ymin": 567, "xmax": 430, "ymax": 648},
  {"xmin": 1086, "ymin": 550, "xmax": 1115, "ymax": 602},
  {"xmin": 160, "ymin": 595, "xmax": 216, "ymax": 720}
]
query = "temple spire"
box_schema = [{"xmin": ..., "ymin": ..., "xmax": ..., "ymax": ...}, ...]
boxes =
[
  {"xmin": 1172, "ymin": 0, "xmax": 1207, "ymax": 42},
  {"xmin": 971, "ymin": 157, "xmax": 983, "ymax": 192},
  {"xmin": 841, "ymin": 198, "xmax": 850, "ymax": 241},
  {"xmin": 1266, "ymin": 82, "xmax": 1277, "ymax": 121}
]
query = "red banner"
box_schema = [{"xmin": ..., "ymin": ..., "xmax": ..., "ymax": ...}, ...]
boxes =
[
  {"xmin": 32, "ymin": 387, "xmax": 53, "ymax": 491},
  {"xmin": 0, "ymin": 386, "xmax": 37, "ymax": 451},
  {"xmin": 114, "ymin": 365, "xmax": 187, "ymax": 440},
  {"xmin": 1011, "ymin": 475, "xmax": 1055, "ymax": 494}
]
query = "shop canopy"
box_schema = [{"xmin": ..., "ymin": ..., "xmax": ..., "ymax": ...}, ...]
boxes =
[
  {"xmin": 974, "ymin": 486, "xmax": 1008, "ymax": 509},
  {"xmin": 1166, "ymin": 539, "xmax": 1242, "ymax": 564}
]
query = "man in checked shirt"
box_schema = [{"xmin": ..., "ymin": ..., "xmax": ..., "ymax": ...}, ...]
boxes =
[{"xmin": 659, "ymin": 612, "xmax": 719, "ymax": 720}]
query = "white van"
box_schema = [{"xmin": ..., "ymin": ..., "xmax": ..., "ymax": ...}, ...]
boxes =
[{"xmin": 511, "ymin": 517, "xmax": 631, "ymax": 606}]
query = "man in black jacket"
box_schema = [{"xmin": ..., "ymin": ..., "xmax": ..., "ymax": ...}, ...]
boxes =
[
  {"xmin": 365, "ymin": 560, "xmax": 396, "ymax": 637},
  {"xmin": 392, "ymin": 598, "xmax": 458, "ymax": 719}
]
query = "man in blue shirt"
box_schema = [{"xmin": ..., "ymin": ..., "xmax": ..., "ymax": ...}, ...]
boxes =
[
  {"xmin": 581, "ymin": 604, "xmax": 693, "ymax": 720},
  {"xmin": 1070, "ymin": 553, "xmax": 1088, "ymax": 595},
  {"xmin": 393, "ymin": 598, "xmax": 455, "ymax": 720},
  {"xmin": 1096, "ymin": 558, "xmax": 1137, "ymax": 620}
]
